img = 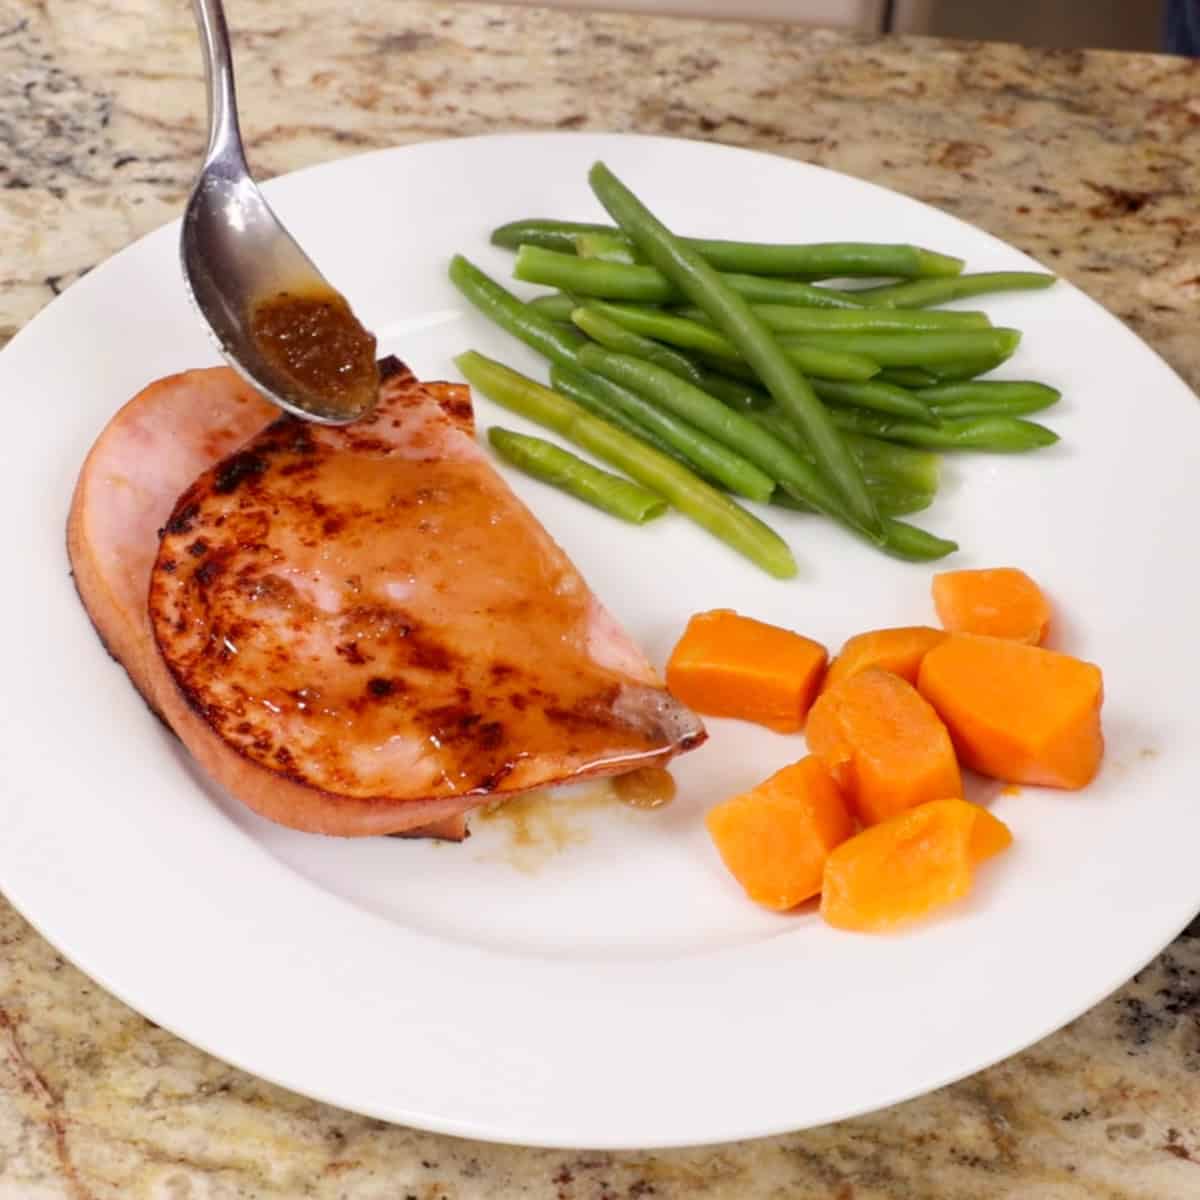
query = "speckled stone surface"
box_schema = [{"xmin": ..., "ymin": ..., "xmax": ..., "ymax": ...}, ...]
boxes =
[{"xmin": 4, "ymin": 1, "xmax": 1200, "ymax": 1195}]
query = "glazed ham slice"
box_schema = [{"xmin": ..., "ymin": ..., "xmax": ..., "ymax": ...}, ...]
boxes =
[
  {"xmin": 68, "ymin": 364, "xmax": 489, "ymax": 839},
  {"xmin": 78, "ymin": 359, "xmax": 704, "ymax": 838}
]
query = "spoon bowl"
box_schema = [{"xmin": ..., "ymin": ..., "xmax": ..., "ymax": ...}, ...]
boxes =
[{"xmin": 181, "ymin": 0, "xmax": 378, "ymax": 425}]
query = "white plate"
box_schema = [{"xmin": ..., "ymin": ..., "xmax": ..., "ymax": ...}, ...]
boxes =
[{"xmin": 2, "ymin": 133, "xmax": 1198, "ymax": 1150}]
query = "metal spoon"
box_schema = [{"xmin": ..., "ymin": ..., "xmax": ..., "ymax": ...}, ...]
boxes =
[{"xmin": 181, "ymin": 0, "xmax": 378, "ymax": 424}]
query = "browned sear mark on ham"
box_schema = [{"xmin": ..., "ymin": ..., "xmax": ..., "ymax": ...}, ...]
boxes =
[
  {"xmin": 213, "ymin": 450, "xmax": 266, "ymax": 494},
  {"xmin": 335, "ymin": 641, "xmax": 367, "ymax": 665}
]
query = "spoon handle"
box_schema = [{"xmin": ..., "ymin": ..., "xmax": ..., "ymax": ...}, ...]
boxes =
[{"xmin": 191, "ymin": 0, "xmax": 245, "ymax": 166}]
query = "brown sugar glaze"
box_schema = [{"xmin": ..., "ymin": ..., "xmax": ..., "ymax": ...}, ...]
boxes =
[
  {"xmin": 149, "ymin": 372, "xmax": 703, "ymax": 805},
  {"xmin": 614, "ymin": 767, "xmax": 677, "ymax": 809},
  {"xmin": 250, "ymin": 287, "xmax": 379, "ymax": 418}
]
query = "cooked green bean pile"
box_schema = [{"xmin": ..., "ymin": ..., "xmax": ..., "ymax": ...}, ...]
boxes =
[{"xmin": 450, "ymin": 164, "xmax": 1061, "ymax": 578}]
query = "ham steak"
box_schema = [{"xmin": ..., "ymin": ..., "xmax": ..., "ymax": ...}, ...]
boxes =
[
  {"xmin": 67, "ymin": 362, "xmax": 478, "ymax": 837},
  {"xmin": 74, "ymin": 359, "xmax": 704, "ymax": 838}
]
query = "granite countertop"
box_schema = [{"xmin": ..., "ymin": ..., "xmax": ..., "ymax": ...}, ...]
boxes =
[{"xmin": 4, "ymin": 0, "xmax": 1200, "ymax": 1195}]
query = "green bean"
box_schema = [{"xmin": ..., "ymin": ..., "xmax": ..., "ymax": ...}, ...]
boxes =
[
  {"xmin": 493, "ymin": 218, "xmax": 964, "ymax": 278},
  {"xmin": 766, "ymin": 447, "xmax": 956, "ymax": 560},
  {"xmin": 852, "ymin": 271, "xmax": 1057, "ymax": 309},
  {"xmin": 575, "ymin": 344, "xmax": 882, "ymax": 532},
  {"xmin": 550, "ymin": 366, "xmax": 727, "ymax": 489},
  {"xmin": 488, "ymin": 427, "xmax": 667, "ymax": 523},
  {"xmin": 784, "ymin": 347, "xmax": 923, "ymax": 382},
  {"xmin": 848, "ymin": 436, "xmax": 942, "ymax": 495},
  {"xmin": 874, "ymin": 487, "xmax": 933, "ymax": 517},
  {"xmin": 773, "ymin": 495, "xmax": 958, "ymax": 560},
  {"xmin": 718, "ymin": 275, "xmax": 866, "ymax": 308},
  {"xmin": 585, "ymin": 301, "xmax": 734, "ymax": 357},
  {"xmin": 456, "ymin": 352, "xmax": 796, "ymax": 578},
  {"xmin": 548, "ymin": 362, "xmax": 775, "ymax": 502},
  {"xmin": 878, "ymin": 366, "xmax": 939, "ymax": 388},
  {"xmin": 829, "ymin": 408, "xmax": 1059, "ymax": 451},
  {"xmin": 695, "ymin": 355, "xmax": 760, "ymax": 383},
  {"xmin": 874, "ymin": 519, "xmax": 958, "ymax": 562},
  {"xmin": 809, "ymin": 377, "xmax": 940, "ymax": 427},
  {"xmin": 527, "ymin": 292, "xmax": 581, "ymax": 322},
  {"xmin": 545, "ymin": 364, "xmax": 698, "ymax": 464},
  {"xmin": 588, "ymin": 163, "xmax": 884, "ymax": 533},
  {"xmin": 751, "ymin": 413, "xmax": 953, "ymax": 560},
  {"xmin": 743, "ymin": 405, "xmax": 809, "ymax": 453},
  {"xmin": 571, "ymin": 343, "xmax": 936, "ymax": 556},
  {"xmin": 735, "ymin": 407, "xmax": 952, "ymax": 559},
  {"xmin": 553, "ymin": 355, "xmax": 801, "ymax": 492},
  {"xmin": 779, "ymin": 329, "xmax": 1021, "ymax": 369},
  {"xmin": 774, "ymin": 484, "xmax": 932, "ymax": 518},
  {"xmin": 515, "ymin": 246, "xmax": 672, "ymax": 302},
  {"xmin": 575, "ymin": 232, "xmax": 638, "ymax": 264},
  {"xmin": 449, "ymin": 255, "xmax": 584, "ymax": 368},
  {"xmin": 925, "ymin": 357, "xmax": 1008, "ymax": 383},
  {"xmin": 455, "ymin": 352, "xmax": 571, "ymax": 429},
  {"xmin": 513, "ymin": 245, "xmax": 867, "ymax": 309},
  {"xmin": 918, "ymin": 381, "xmax": 1061, "ymax": 418},
  {"xmin": 569, "ymin": 305, "xmax": 708, "ymax": 386},
  {"xmin": 493, "ymin": 219, "xmax": 614, "ymax": 254},
  {"xmin": 585, "ymin": 302, "xmax": 880, "ymax": 382},
  {"xmin": 692, "ymin": 368, "xmax": 772, "ymax": 411},
  {"xmin": 684, "ymin": 241, "xmax": 964, "ymax": 280},
  {"xmin": 750, "ymin": 406, "xmax": 941, "ymax": 495},
  {"xmin": 676, "ymin": 304, "xmax": 991, "ymax": 334}
]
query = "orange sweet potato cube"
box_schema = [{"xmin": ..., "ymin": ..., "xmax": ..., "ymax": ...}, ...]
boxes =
[
  {"xmin": 706, "ymin": 756, "xmax": 854, "ymax": 911},
  {"xmin": 821, "ymin": 798, "xmax": 989, "ymax": 932},
  {"xmin": 806, "ymin": 666, "xmax": 962, "ymax": 826},
  {"xmin": 932, "ymin": 567, "xmax": 1051, "ymax": 645},
  {"xmin": 822, "ymin": 626, "xmax": 947, "ymax": 693},
  {"xmin": 666, "ymin": 609, "xmax": 827, "ymax": 733},
  {"xmin": 918, "ymin": 634, "xmax": 1104, "ymax": 789},
  {"xmin": 970, "ymin": 805, "xmax": 1013, "ymax": 864}
]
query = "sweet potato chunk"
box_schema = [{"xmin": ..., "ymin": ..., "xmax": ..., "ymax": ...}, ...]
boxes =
[
  {"xmin": 666, "ymin": 609, "xmax": 827, "ymax": 733},
  {"xmin": 823, "ymin": 626, "xmax": 947, "ymax": 693},
  {"xmin": 918, "ymin": 634, "xmax": 1104, "ymax": 789},
  {"xmin": 969, "ymin": 806, "xmax": 1013, "ymax": 864},
  {"xmin": 821, "ymin": 799, "xmax": 986, "ymax": 932},
  {"xmin": 805, "ymin": 667, "xmax": 962, "ymax": 826},
  {"xmin": 706, "ymin": 756, "xmax": 853, "ymax": 910},
  {"xmin": 932, "ymin": 567, "xmax": 1051, "ymax": 645}
]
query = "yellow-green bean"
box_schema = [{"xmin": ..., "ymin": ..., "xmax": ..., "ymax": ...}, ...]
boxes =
[
  {"xmin": 488, "ymin": 427, "xmax": 667, "ymax": 523},
  {"xmin": 455, "ymin": 352, "xmax": 797, "ymax": 578}
]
